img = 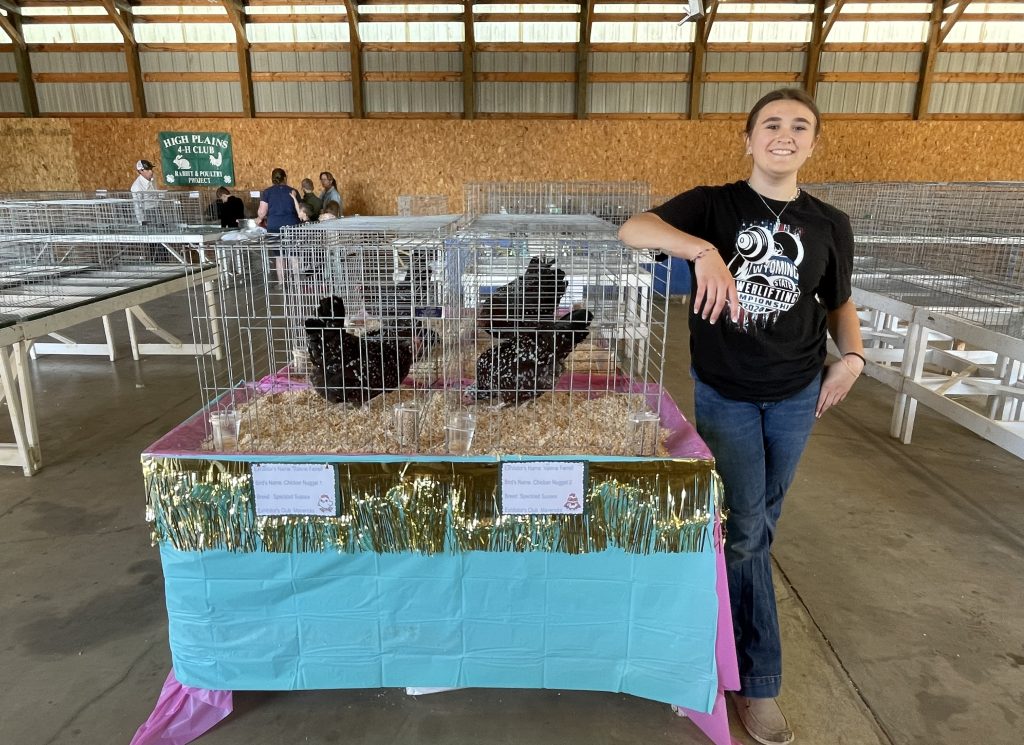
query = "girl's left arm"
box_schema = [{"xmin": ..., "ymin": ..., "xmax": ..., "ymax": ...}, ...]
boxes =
[{"xmin": 816, "ymin": 298, "xmax": 865, "ymax": 418}]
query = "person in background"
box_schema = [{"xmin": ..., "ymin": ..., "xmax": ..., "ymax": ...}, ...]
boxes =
[
  {"xmin": 257, "ymin": 168, "xmax": 301, "ymax": 284},
  {"xmin": 130, "ymin": 159, "xmax": 160, "ymax": 225},
  {"xmin": 216, "ymin": 186, "xmax": 246, "ymax": 229},
  {"xmin": 618, "ymin": 88, "xmax": 864, "ymax": 745},
  {"xmin": 319, "ymin": 172, "xmax": 342, "ymax": 216},
  {"xmin": 300, "ymin": 178, "xmax": 322, "ymax": 219},
  {"xmin": 319, "ymin": 201, "xmax": 341, "ymax": 221}
]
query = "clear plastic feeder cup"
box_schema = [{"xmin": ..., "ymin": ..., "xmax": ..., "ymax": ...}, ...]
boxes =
[
  {"xmin": 629, "ymin": 411, "xmax": 660, "ymax": 457},
  {"xmin": 210, "ymin": 409, "xmax": 241, "ymax": 451},
  {"xmin": 445, "ymin": 411, "xmax": 476, "ymax": 455},
  {"xmin": 392, "ymin": 402, "xmax": 422, "ymax": 450}
]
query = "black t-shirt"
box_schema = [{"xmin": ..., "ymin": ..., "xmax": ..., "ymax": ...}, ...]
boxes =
[
  {"xmin": 652, "ymin": 180, "xmax": 853, "ymax": 402},
  {"xmin": 217, "ymin": 195, "xmax": 246, "ymax": 228}
]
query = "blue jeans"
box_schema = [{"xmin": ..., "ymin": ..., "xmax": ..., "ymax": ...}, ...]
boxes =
[{"xmin": 693, "ymin": 371, "xmax": 820, "ymax": 699}]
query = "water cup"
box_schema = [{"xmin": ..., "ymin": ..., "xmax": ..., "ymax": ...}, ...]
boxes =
[
  {"xmin": 445, "ymin": 411, "xmax": 476, "ymax": 454},
  {"xmin": 292, "ymin": 345, "xmax": 310, "ymax": 374},
  {"xmin": 392, "ymin": 402, "xmax": 422, "ymax": 450},
  {"xmin": 210, "ymin": 409, "xmax": 242, "ymax": 451},
  {"xmin": 629, "ymin": 411, "xmax": 660, "ymax": 457}
]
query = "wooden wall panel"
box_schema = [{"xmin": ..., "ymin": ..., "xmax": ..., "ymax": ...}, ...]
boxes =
[{"xmin": 0, "ymin": 118, "xmax": 1021, "ymax": 212}]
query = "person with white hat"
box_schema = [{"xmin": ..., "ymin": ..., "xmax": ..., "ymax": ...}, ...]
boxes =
[{"xmin": 130, "ymin": 159, "xmax": 160, "ymax": 225}]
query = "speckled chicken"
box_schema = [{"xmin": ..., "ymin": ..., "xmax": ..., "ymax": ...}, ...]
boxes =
[
  {"xmin": 305, "ymin": 295, "xmax": 434, "ymax": 405},
  {"xmin": 470, "ymin": 308, "xmax": 594, "ymax": 406},
  {"xmin": 477, "ymin": 256, "xmax": 568, "ymax": 331}
]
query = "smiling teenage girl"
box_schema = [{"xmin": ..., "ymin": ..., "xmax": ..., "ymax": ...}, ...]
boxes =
[{"xmin": 619, "ymin": 88, "xmax": 864, "ymax": 745}]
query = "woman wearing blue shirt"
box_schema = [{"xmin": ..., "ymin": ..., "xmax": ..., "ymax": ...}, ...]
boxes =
[{"xmin": 258, "ymin": 168, "xmax": 301, "ymax": 284}]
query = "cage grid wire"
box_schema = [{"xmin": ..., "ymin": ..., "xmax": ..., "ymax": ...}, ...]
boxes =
[
  {"xmin": 803, "ymin": 181, "xmax": 1024, "ymax": 337},
  {"xmin": 0, "ymin": 189, "xmax": 226, "ymax": 236},
  {"xmin": 397, "ymin": 194, "xmax": 450, "ymax": 216},
  {"xmin": 190, "ymin": 211, "xmax": 671, "ymax": 456},
  {"xmin": 464, "ymin": 181, "xmax": 653, "ymax": 226}
]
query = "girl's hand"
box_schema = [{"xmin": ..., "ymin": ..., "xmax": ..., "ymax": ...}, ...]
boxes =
[
  {"xmin": 816, "ymin": 356, "xmax": 863, "ymax": 417},
  {"xmin": 693, "ymin": 250, "xmax": 740, "ymax": 325}
]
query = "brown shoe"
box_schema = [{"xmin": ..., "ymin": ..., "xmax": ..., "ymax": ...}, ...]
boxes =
[{"xmin": 732, "ymin": 694, "xmax": 794, "ymax": 745}]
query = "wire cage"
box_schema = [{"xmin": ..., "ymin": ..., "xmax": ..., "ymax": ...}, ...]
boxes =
[
  {"xmin": 0, "ymin": 190, "xmax": 228, "ymax": 236},
  {"xmin": 0, "ymin": 232, "xmax": 197, "ymax": 325},
  {"xmin": 464, "ymin": 181, "xmax": 653, "ymax": 226},
  {"xmin": 803, "ymin": 181, "xmax": 1024, "ymax": 337},
  {"xmin": 188, "ymin": 211, "xmax": 671, "ymax": 457},
  {"xmin": 397, "ymin": 194, "xmax": 450, "ymax": 216}
]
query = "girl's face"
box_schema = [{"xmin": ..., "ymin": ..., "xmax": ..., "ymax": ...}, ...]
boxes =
[
  {"xmin": 745, "ymin": 100, "xmax": 818, "ymax": 181},
  {"xmin": 320, "ymin": 174, "xmax": 332, "ymax": 189}
]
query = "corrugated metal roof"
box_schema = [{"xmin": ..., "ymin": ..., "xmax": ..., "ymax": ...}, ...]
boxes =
[
  {"xmin": 254, "ymin": 81, "xmax": 351, "ymax": 112},
  {"xmin": 0, "ymin": 52, "xmax": 16, "ymax": 74},
  {"xmin": 134, "ymin": 23, "xmax": 237, "ymax": 45},
  {"xmin": 29, "ymin": 51, "xmax": 127, "ymax": 74},
  {"xmin": 140, "ymin": 51, "xmax": 239, "ymax": 74},
  {"xmin": 704, "ymin": 51, "xmax": 804, "ymax": 73},
  {"xmin": 246, "ymin": 22, "xmax": 349, "ymax": 44},
  {"xmin": 590, "ymin": 52, "xmax": 688, "ymax": 74},
  {"xmin": 365, "ymin": 81, "xmax": 462, "ymax": 112},
  {"xmin": 816, "ymin": 81, "xmax": 917, "ymax": 114},
  {"xmin": 476, "ymin": 51, "xmax": 575, "ymax": 73},
  {"xmin": 144, "ymin": 82, "xmax": 242, "ymax": 113},
  {"xmin": 362, "ymin": 51, "xmax": 461, "ymax": 72},
  {"xmin": 252, "ymin": 50, "xmax": 352, "ymax": 74},
  {"xmin": 934, "ymin": 51, "xmax": 1024, "ymax": 74},
  {"xmin": 929, "ymin": 82, "xmax": 1024, "ymax": 114},
  {"xmin": 588, "ymin": 82, "xmax": 686, "ymax": 113},
  {"xmin": 0, "ymin": 83, "xmax": 22, "ymax": 113},
  {"xmin": 36, "ymin": 82, "xmax": 132, "ymax": 113},
  {"xmin": 475, "ymin": 81, "xmax": 574, "ymax": 113},
  {"xmin": 820, "ymin": 51, "xmax": 920, "ymax": 73}
]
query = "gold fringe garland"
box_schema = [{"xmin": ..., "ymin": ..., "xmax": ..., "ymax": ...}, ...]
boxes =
[{"xmin": 143, "ymin": 457, "xmax": 721, "ymax": 555}]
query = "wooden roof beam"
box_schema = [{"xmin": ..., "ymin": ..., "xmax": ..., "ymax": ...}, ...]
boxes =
[
  {"xmin": 0, "ymin": 0, "xmax": 22, "ymax": 17},
  {"xmin": 820, "ymin": 0, "xmax": 850, "ymax": 44},
  {"xmin": 938, "ymin": 0, "xmax": 972, "ymax": 45},
  {"xmin": 340, "ymin": 0, "xmax": 363, "ymax": 118},
  {"xmin": 688, "ymin": 2, "xmax": 716, "ymax": 119},
  {"xmin": 804, "ymin": 0, "xmax": 826, "ymax": 97},
  {"xmin": 575, "ymin": 0, "xmax": 594, "ymax": 119},
  {"xmin": 913, "ymin": 0, "xmax": 944, "ymax": 119},
  {"xmin": 1, "ymin": 11, "xmax": 38, "ymax": 116},
  {"xmin": 218, "ymin": 0, "xmax": 255, "ymax": 117},
  {"xmin": 98, "ymin": 0, "xmax": 134, "ymax": 45},
  {"xmin": 462, "ymin": 2, "xmax": 474, "ymax": 119}
]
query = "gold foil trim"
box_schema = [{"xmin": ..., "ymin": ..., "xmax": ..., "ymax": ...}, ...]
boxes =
[{"xmin": 143, "ymin": 457, "xmax": 720, "ymax": 555}]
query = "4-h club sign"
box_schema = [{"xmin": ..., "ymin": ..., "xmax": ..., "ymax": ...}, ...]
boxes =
[{"xmin": 159, "ymin": 131, "xmax": 235, "ymax": 187}]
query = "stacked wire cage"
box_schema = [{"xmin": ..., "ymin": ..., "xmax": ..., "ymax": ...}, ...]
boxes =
[
  {"xmin": 803, "ymin": 181, "xmax": 1024, "ymax": 337},
  {"xmin": 0, "ymin": 198, "xmax": 201, "ymax": 324},
  {"xmin": 188, "ymin": 207, "xmax": 672, "ymax": 457},
  {"xmin": 396, "ymin": 194, "xmax": 449, "ymax": 216},
  {"xmin": 464, "ymin": 181, "xmax": 652, "ymax": 226}
]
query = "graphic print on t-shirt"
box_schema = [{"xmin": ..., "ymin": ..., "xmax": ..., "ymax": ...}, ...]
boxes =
[{"xmin": 728, "ymin": 221, "xmax": 805, "ymax": 326}]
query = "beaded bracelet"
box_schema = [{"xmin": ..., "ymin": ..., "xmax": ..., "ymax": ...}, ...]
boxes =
[{"xmin": 693, "ymin": 246, "xmax": 717, "ymax": 262}]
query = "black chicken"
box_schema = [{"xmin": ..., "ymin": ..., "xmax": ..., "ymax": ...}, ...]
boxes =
[
  {"xmin": 470, "ymin": 308, "xmax": 594, "ymax": 406},
  {"xmin": 477, "ymin": 256, "xmax": 568, "ymax": 331},
  {"xmin": 305, "ymin": 295, "xmax": 435, "ymax": 405}
]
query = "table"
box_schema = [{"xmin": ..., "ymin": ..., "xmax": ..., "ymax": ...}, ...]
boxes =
[{"xmin": 133, "ymin": 386, "xmax": 739, "ymax": 745}]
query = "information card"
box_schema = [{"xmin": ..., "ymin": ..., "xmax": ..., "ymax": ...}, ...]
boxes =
[
  {"xmin": 252, "ymin": 463, "xmax": 339, "ymax": 517},
  {"xmin": 500, "ymin": 460, "xmax": 587, "ymax": 515}
]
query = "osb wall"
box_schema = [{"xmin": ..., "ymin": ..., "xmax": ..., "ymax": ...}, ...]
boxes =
[{"xmin": 1, "ymin": 118, "xmax": 1022, "ymax": 214}]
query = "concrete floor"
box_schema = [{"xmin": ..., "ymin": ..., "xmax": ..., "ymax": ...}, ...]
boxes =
[{"xmin": 0, "ymin": 297, "xmax": 1021, "ymax": 745}]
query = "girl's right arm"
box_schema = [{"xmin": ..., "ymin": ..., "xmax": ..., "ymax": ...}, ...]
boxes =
[{"xmin": 618, "ymin": 212, "xmax": 740, "ymax": 325}]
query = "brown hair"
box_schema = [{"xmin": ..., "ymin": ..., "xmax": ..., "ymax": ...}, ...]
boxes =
[
  {"xmin": 745, "ymin": 88, "xmax": 821, "ymax": 137},
  {"xmin": 320, "ymin": 171, "xmax": 338, "ymax": 191},
  {"xmin": 216, "ymin": 186, "xmax": 230, "ymax": 197},
  {"xmin": 322, "ymin": 200, "xmax": 341, "ymax": 216},
  {"xmin": 271, "ymin": 168, "xmax": 287, "ymax": 185}
]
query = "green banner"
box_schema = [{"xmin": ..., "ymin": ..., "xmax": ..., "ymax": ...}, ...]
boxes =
[{"xmin": 158, "ymin": 131, "xmax": 235, "ymax": 187}]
